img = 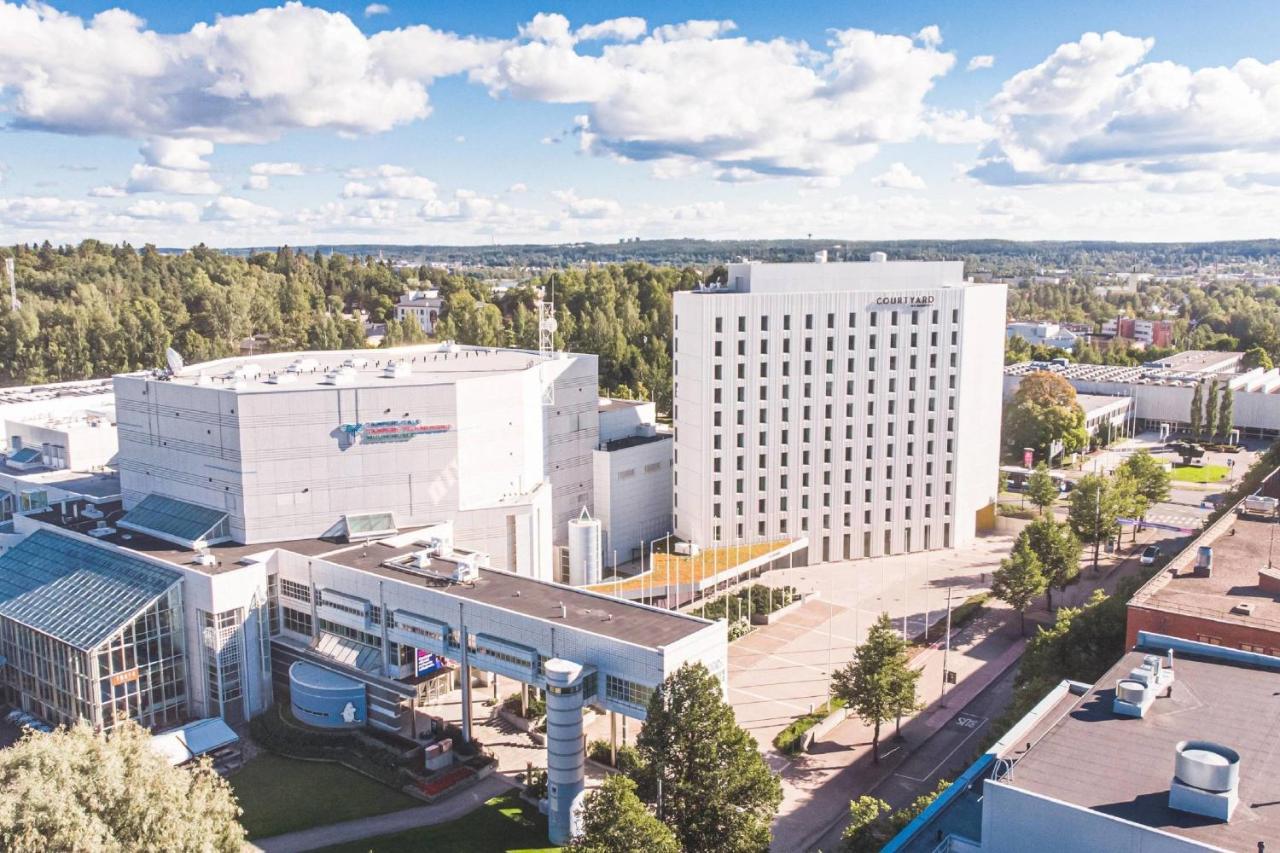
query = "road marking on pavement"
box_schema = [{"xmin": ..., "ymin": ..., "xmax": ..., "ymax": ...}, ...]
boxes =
[
  {"xmin": 894, "ymin": 713, "xmax": 989, "ymax": 783},
  {"xmin": 729, "ymin": 685, "xmax": 811, "ymax": 715}
]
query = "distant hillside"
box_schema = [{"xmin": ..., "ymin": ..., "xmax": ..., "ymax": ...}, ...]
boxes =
[{"xmin": 207, "ymin": 238, "xmax": 1280, "ymax": 270}]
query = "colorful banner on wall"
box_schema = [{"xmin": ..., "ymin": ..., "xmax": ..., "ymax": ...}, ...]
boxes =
[
  {"xmin": 416, "ymin": 650, "xmax": 447, "ymax": 676},
  {"xmin": 339, "ymin": 419, "xmax": 450, "ymax": 444}
]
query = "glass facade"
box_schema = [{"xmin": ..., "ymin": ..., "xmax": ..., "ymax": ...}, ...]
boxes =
[
  {"xmin": 0, "ymin": 585, "xmax": 186, "ymax": 730},
  {"xmin": 201, "ymin": 608, "xmax": 246, "ymax": 725}
]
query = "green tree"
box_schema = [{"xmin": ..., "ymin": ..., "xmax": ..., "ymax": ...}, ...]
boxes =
[
  {"xmin": 1189, "ymin": 381, "xmax": 1203, "ymax": 438},
  {"xmin": 1204, "ymin": 379, "xmax": 1219, "ymax": 441},
  {"xmin": 832, "ymin": 613, "xmax": 914, "ymax": 764},
  {"xmin": 0, "ymin": 721, "xmax": 244, "ymax": 852},
  {"xmin": 1002, "ymin": 372, "xmax": 1088, "ymax": 462},
  {"xmin": 841, "ymin": 781, "xmax": 951, "ymax": 853},
  {"xmin": 992, "ymin": 536, "xmax": 1048, "ymax": 634},
  {"xmin": 1242, "ymin": 345, "xmax": 1273, "ymax": 371},
  {"xmin": 569, "ymin": 775, "xmax": 679, "ymax": 853},
  {"xmin": 1117, "ymin": 450, "xmax": 1171, "ymax": 507},
  {"xmin": 841, "ymin": 796, "xmax": 893, "ymax": 853},
  {"xmin": 1067, "ymin": 473, "xmax": 1133, "ymax": 572},
  {"xmin": 1023, "ymin": 517, "xmax": 1082, "ymax": 611},
  {"xmin": 1025, "ymin": 462, "xmax": 1059, "ymax": 515},
  {"xmin": 1217, "ymin": 384, "xmax": 1234, "ymax": 443},
  {"xmin": 635, "ymin": 663, "xmax": 781, "ymax": 853}
]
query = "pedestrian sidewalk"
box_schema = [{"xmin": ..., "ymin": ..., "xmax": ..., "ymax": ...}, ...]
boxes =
[
  {"xmin": 247, "ymin": 774, "xmax": 515, "ymax": 853},
  {"xmin": 768, "ymin": 603, "xmax": 1026, "ymax": 853}
]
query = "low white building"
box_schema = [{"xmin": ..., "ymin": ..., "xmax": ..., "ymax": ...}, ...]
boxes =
[
  {"xmin": 394, "ymin": 290, "xmax": 443, "ymax": 335},
  {"xmin": 1006, "ymin": 321, "xmax": 1079, "ymax": 352},
  {"xmin": 4, "ymin": 407, "xmax": 117, "ymax": 472},
  {"xmin": 592, "ymin": 399, "xmax": 672, "ymax": 566},
  {"xmin": 1004, "ymin": 351, "xmax": 1280, "ymax": 439}
]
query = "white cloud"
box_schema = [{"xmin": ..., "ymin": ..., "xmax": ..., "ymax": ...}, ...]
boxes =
[
  {"xmin": 125, "ymin": 199, "xmax": 199, "ymax": 222},
  {"xmin": 141, "ymin": 138, "xmax": 214, "ymax": 171},
  {"xmin": 872, "ymin": 162, "xmax": 926, "ymax": 189},
  {"xmin": 125, "ymin": 164, "xmax": 222, "ymax": 195},
  {"xmin": 244, "ymin": 175, "xmax": 271, "ymax": 191},
  {"xmin": 967, "ymin": 54, "xmax": 995, "ymax": 71},
  {"xmin": 473, "ymin": 17, "xmax": 955, "ymax": 179},
  {"xmin": 553, "ymin": 189, "xmax": 622, "ymax": 219},
  {"xmin": 89, "ymin": 185, "xmax": 126, "ymax": 198},
  {"xmin": 0, "ymin": 196, "xmax": 92, "ymax": 224},
  {"xmin": 343, "ymin": 164, "xmax": 414, "ymax": 179},
  {"xmin": 364, "ymin": 3, "xmax": 390, "ymax": 17},
  {"xmin": 575, "ymin": 17, "xmax": 647, "ymax": 43},
  {"xmin": 507, "ymin": 182, "xmax": 528, "ymax": 193},
  {"xmin": 454, "ymin": 135, "xmax": 466, "ymax": 143},
  {"xmin": 971, "ymin": 31, "xmax": 1280, "ymax": 188},
  {"xmin": 342, "ymin": 172, "xmax": 439, "ymax": 201},
  {"xmin": 0, "ymin": 2, "xmax": 503, "ymax": 144},
  {"xmin": 202, "ymin": 195, "xmax": 280, "ymax": 222},
  {"xmin": 251, "ymin": 161, "xmax": 306, "ymax": 176}
]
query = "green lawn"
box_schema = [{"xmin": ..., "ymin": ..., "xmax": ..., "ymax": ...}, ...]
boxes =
[
  {"xmin": 230, "ymin": 753, "xmax": 419, "ymax": 839},
  {"xmin": 1170, "ymin": 464, "xmax": 1230, "ymax": 483},
  {"xmin": 316, "ymin": 792, "xmax": 558, "ymax": 853}
]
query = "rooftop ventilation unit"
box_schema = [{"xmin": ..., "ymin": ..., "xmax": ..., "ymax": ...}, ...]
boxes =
[
  {"xmin": 322, "ymin": 366, "xmax": 357, "ymax": 386},
  {"xmin": 1231, "ymin": 601, "xmax": 1256, "ymax": 616},
  {"xmin": 233, "ymin": 363, "xmax": 262, "ymax": 381},
  {"xmin": 193, "ymin": 551, "xmax": 217, "ymax": 567},
  {"xmin": 1170, "ymin": 740, "xmax": 1240, "ymax": 821},
  {"xmin": 267, "ymin": 372, "xmax": 297, "ymax": 385},
  {"xmin": 383, "ymin": 360, "xmax": 411, "ymax": 379},
  {"xmin": 1113, "ymin": 651, "xmax": 1175, "ymax": 718},
  {"xmin": 288, "ymin": 357, "xmax": 319, "ymax": 373},
  {"xmin": 342, "ymin": 356, "xmax": 369, "ymax": 369}
]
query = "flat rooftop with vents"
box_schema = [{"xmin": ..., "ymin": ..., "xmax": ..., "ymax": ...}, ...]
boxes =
[{"xmin": 891, "ymin": 639, "xmax": 1280, "ymax": 853}]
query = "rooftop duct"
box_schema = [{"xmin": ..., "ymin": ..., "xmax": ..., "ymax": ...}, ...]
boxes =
[
  {"xmin": 1113, "ymin": 651, "xmax": 1175, "ymax": 718},
  {"xmin": 1170, "ymin": 740, "xmax": 1240, "ymax": 821}
]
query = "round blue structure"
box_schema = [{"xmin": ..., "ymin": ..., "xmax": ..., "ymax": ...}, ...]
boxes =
[{"xmin": 288, "ymin": 661, "xmax": 366, "ymax": 729}]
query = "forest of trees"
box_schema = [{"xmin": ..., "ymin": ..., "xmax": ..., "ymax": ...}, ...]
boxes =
[
  {"xmin": 0, "ymin": 242, "xmax": 702, "ymax": 412},
  {"xmin": 10, "ymin": 239, "xmax": 1280, "ymax": 417}
]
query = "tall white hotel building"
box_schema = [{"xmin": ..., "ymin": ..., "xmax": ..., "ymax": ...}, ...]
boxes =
[{"xmin": 672, "ymin": 254, "xmax": 1006, "ymax": 562}]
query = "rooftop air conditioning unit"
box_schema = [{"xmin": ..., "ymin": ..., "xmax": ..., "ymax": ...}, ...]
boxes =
[
  {"xmin": 193, "ymin": 552, "xmax": 217, "ymax": 567},
  {"xmin": 452, "ymin": 558, "xmax": 479, "ymax": 584},
  {"xmin": 383, "ymin": 360, "xmax": 411, "ymax": 379}
]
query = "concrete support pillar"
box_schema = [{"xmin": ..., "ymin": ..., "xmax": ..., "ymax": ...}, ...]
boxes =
[
  {"xmin": 610, "ymin": 711, "xmax": 618, "ymax": 766},
  {"xmin": 460, "ymin": 628, "xmax": 472, "ymax": 744},
  {"xmin": 544, "ymin": 658, "xmax": 586, "ymax": 846}
]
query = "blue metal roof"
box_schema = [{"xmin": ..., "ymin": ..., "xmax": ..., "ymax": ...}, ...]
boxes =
[
  {"xmin": 119, "ymin": 493, "xmax": 229, "ymax": 547},
  {"xmin": 0, "ymin": 529, "xmax": 181, "ymax": 650},
  {"xmin": 5, "ymin": 448, "xmax": 42, "ymax": 465}
]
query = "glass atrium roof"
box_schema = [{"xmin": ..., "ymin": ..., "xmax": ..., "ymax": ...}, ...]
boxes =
[
  {"xmin": 118, "ymin": 493, "xmax": 230, "ymax": 547},
  {"xmin": 5, "ymin": 448, "xmax": 42, "ymax": 465},
  {"xmin": 322, "ymin": 511, "xmax": 397, "ymax": 541},
  {"xmin": 0, "ymin": 529, "xmax": 181, "ymax": 650}
]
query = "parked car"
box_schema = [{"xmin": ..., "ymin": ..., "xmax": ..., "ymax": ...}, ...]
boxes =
[{"xmin": 1140, "ymin": 545, "xmax": 1162, "ymax": 565}]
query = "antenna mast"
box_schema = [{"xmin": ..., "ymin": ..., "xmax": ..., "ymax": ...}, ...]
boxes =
[{"xmin": 537, "ymin": 273, "xmax": 557, "ymax": 406}]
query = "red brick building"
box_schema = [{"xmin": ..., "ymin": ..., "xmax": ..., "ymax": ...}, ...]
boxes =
[{"xmin": 1126, "ymin": 476, "xmax": 1280, "ymax": 654}]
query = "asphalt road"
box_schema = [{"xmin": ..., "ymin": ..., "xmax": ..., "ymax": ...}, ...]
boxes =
[{"xmin": 806, "ymin": 661, "xmax": 1019, "ymax": 853}]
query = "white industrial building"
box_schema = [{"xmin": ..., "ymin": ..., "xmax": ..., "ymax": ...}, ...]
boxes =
[
  {"xmin": 1005, "ymin": 321, "xmax": 1079, "ymax": 352},
  {"xmin": 1005, "ymin": 350, "xmax": 1280, "ymax": 439},
  {"xmin": 592, "ymin": 399, "xmax": 673, "ymax": 568},
  {"xmin": 394, "ymin": 289, "xmax": 443, "ymax": 335},
  {"xmin": 112, "ymin": 345, "xmax": 598, "ymax": 580},
  {"xmin": 673, "ymin": 255, "xmax": 1006, "ymax": 562}
]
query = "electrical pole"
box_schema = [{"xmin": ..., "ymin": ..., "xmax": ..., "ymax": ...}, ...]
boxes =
[{"xmin": 940, "ymin": 585, "xmax": 954, "ymax": 707}]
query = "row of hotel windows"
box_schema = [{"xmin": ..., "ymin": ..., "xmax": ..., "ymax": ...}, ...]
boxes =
[
  {"xmin": 711, "ymin": 451, "xmax": 951, "ymax": 479},
  {"xmin": 698, "ymin": 307, "xmax": 959, "ymax": 334},
  {"xmin": 711, "ymin": 375, "xmax": 955, "ymax": 408},
  {"xmin": 673, "ymin": 518, "xmax": 953, "ymax": 555},
  {"xmin": 709, "ymin": 409, "xmax": 957, "ymax": 435},
  {"xmin": 678, "ymin": 351, "xmax": 960, "ymax": 381},
  {"xmin": 709, "ymin": 328, "xmax": 958, "ymax": 358},
  {"xmin": 686, "ymin": 500, "xmax": 953, "ymax": 539},
  {"xmin": 694, "ymin": 432, "xmax": 955, "ymax": 461}
]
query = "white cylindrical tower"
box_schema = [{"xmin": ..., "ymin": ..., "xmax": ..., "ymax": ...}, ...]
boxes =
[
  {"xmin": 567, "ymin": 509, "xmax": 602, "ymax": 587},
  {"xmin": 543, "ymin": 658, "xmax": 585, "ymax": 845}
]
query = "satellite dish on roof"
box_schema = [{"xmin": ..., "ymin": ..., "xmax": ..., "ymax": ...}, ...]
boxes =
[{"xmin": 165, "ymin": 347, "xmax": 185, "ymax": 375}]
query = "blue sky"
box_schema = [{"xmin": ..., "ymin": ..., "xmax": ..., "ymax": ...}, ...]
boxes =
[{"xmin": 1, "ymin": 1, "xmax": 1278, "ymax": 245}]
